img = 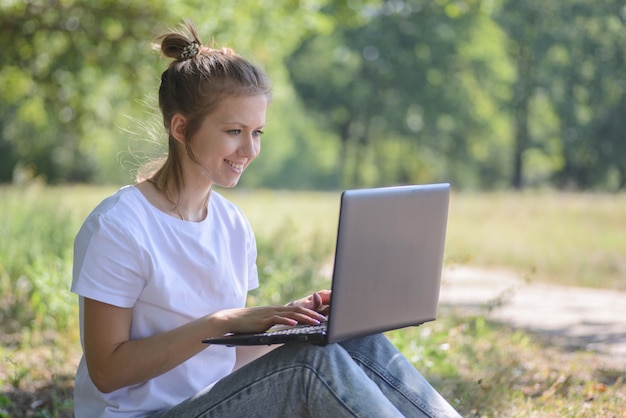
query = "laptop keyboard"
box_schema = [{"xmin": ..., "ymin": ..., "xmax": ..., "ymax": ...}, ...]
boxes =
[{"xmin": 265, "ymin": 323, "xmax": 327, "ymax": 336}]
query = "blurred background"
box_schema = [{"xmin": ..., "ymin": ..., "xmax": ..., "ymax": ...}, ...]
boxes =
[
  {"xmin": 1, "ymin": 1, "xmax": 625, "ymax": 416},
  {"xmin": 2, "ymin": 0, "xmax": 624, "ymax": 191}
]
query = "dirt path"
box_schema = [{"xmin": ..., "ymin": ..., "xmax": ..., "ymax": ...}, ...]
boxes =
[{"xmin": 439, "ymin": 266, "xmax": 626, "ymax": 369}]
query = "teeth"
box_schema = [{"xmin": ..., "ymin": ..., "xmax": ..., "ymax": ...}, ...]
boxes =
[{"xmin": 226, "ymin": 160, "xmax": 244, "ymax": 170}]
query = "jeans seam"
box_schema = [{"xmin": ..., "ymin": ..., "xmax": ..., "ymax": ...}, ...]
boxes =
[{"xmin": 348, "ymin": 351, "xmax": 437, "ymax": 417}]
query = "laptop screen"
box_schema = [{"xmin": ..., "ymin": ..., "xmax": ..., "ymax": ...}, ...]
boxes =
[{"xmin": 327, "ymin": 183, "xmax": 450, "ymax": 343}]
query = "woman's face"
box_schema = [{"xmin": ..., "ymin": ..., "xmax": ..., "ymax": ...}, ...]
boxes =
[{"xmin": 182, "ymin": 94, "xmax": 268, "ymax": 188}]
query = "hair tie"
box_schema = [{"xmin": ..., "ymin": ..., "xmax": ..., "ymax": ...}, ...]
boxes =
[{"xmin": 181, "ymin": 42, "xmax": 200, "ymax": 61}]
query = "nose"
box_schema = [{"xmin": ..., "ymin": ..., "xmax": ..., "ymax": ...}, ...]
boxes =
[{"xmin": 239, "ymin": 132, "xmax": 259, "ymax": 158}]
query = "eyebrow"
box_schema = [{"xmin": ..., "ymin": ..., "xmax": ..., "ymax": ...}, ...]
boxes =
[{"xmin": 221, "ymin": 122, "xmax": 266, "ymax": 129}]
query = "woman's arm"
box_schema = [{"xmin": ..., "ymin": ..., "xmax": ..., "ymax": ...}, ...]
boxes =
[
  {"xmin": 83, "ymin": 298, "xmax": 326, "ymax": 393},
  {"xmin": 83, "ymin": 298, "xmax": 217, "ymax": 393}
]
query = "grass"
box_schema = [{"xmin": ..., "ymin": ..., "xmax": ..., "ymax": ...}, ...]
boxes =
[
  {"xmin": 446, "ymin": 191, "xmax": 626, "ymax": 290},
  {"xmin": 1, "ymin": 184, "xmax": 625, "ymax": 417},
  {"xmin": 389, "ymin": 311, "xmax": 626, "ymax": 417}
]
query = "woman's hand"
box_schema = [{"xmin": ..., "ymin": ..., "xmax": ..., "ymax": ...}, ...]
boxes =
[
  {"xmin": 82, "ymin": 298, "xmax": 327, "ymax": 394},
  {"xmin": 212, "ymin": 304, "xmax": 327, "ymax": 335},
  {"xmin": 287, "ymin": 290, "xmax": 331, "ymax": 316}
]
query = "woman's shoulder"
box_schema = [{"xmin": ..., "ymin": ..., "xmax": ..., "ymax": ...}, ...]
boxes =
[
  {"xmin": 87, "ymin": 186, "xmax": 142, "ymax": 219},
  {"xmin": 80, "ymin": 186, "xmax": 148, "ymax": 233},
  {"xmin": 72, "ymin": 187, "xmax": 146, "ymax": 255}
]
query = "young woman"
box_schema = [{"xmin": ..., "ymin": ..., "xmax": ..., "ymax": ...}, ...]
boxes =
[{"xmin": 71, "ymin": 20, "xmax": 461, "ymax": 417}]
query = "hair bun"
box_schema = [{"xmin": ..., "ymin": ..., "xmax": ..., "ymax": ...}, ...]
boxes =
[
  {"xmin": 154, "ymin": 19, "xmax": 204, "ymax": 63},
  {"xmin": 180, "ymin": 42, "xmax": 200, "ymax": 61}
]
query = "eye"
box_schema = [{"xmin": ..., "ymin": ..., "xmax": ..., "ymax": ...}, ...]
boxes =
[
  {"xmin": 227, "ymin": 129, "xmax": 242, "ymax": 135},
  {"xmin": 253, "ymin": 129, "xmax": 264, "ymax": 137}
]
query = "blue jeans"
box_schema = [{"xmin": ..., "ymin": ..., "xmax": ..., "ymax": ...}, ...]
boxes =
[{"xmin": 152, "ymin": 334, "xmax": 461, "ymax": 417}]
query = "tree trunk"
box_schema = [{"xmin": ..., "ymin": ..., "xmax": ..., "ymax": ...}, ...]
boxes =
[{"xmin": 511, "ymin": 43, "xmax": 534, "ymax": 190}]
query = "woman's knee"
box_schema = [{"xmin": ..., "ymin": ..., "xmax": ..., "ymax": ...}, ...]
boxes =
[
  {"xmin": 272, "ymin": 334, "xmax": 396, "ymax": 371},
  {"xmin": 274, "ymin": 342, "xmax": 351, "ymax": 367},
  {"xmin": 339, "ymin": 333, "xmax": 396, "ymax": 355},
  {"xmin": 265, "ymin": 342, "xmax": 362, "ymax": 386}
]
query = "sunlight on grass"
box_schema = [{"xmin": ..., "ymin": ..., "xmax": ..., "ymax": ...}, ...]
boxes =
[
  {"xmin": 221, "ymin": 188, "xmax": 341, "ymax": 239},
  {"xmin": 446, "ymin": 191, "xmax": 626, "ymax": 289},
  {"xmin": 387, "ymin": 311, "xmax": 626, "ymax": 417}
]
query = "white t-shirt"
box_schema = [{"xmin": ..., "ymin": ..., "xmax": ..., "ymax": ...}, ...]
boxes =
[{"xmin": 71, "ymin": 186, "xmax": 259, "ymax": 417}]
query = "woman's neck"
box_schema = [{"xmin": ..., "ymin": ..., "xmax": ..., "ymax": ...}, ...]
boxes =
[
  {"xmin": 137, "ymin": 180, "xmax": 211, "ymax": 222},
  {"xmin": 174, "ymin": 186, "xmax": 212, "ymax": 222}
]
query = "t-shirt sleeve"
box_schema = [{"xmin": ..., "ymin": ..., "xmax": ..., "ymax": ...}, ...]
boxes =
[{"xmin": 71, "ymin": 214, "xmax": 146, "ymax": 308}]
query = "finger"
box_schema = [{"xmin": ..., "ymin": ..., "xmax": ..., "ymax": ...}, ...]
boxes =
[
  {"xmin": 282, "ymin": 306, "xmax": 326, "ymax": 324},
  {"xmin": 313, "ymin": 292, "xmax": 322, "ymax": 310},
  {"xmin": 267, "ymin": 315, "xmax": 298, "ymax": 328},
  {"xmin": 316, "ymin": 289, "xmax": 332, "ymax": 305}
]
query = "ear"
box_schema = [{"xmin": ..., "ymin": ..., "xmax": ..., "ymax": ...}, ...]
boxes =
[{"xmin": 170, "ymin": 114, "xmax": 187, "ymax": 144}]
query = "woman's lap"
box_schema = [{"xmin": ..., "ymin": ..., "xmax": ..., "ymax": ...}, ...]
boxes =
[{"xmin": 152, "ymin": 334, "xmax": 460, "ymax": 418}]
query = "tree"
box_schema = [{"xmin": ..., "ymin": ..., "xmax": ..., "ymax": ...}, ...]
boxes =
[
  {"xmin": 0, "ymin": 0, "xmax": 340, "ymax": 185},
  {"xmin": 0, "ymin": 0, "xmax": 172, "ymax": 183},
  {"xmin": 287, "ymin": 0, "xmax": 510, "ymax": 189},
  {"xmin": 495, "ymin": 0, "xmax": 547, "ymax": 189},
  {"xmin": 495, "ymin": 0, "xmax": 626, "ymax": 190},
  {"xmin": 541, "ymin": 0, "xmax": 626, "ymax": 189}
]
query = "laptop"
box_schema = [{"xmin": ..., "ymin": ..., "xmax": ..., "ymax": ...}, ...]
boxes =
[{"xmin": 203, "ymin": 183, "xmax": 450, "ymax": 346}]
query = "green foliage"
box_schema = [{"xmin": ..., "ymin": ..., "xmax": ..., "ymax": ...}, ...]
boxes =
[
  {"xmin": 388, "ymin": 311, "xmax": 626, "ymax": 416},
  {"xmin": 249, "ymin": 220, "xmax": 333, "ymax": 306},
  {"xmin": 0, "ymin": 394, "xmax": 11, "ymax": 418},
  {"xmin": 2, "ymin": 0, "xmax": 625, "ymax": 190},
  {"xmin": 0, "ymin": 0, "xmax": 172, "ymax": 184},
  {"xmin": 0, "ymin": 185, "xmax": 77, "ymax": 335},
  {"xmin": 495, "ymin": 0, "xmax": 626, "ymax": 189},
  {"xmin": 286, "ymin": 0, "xmax": 626, "ymax": 190},
  {"xmin": 286, "ymin": 0, "xmax": 516, "ymax": 189},
  {"xmin": 2, "ymin": 357, "xmax": 28, "ymax": 390},
  {"xmin": 0, "ymin": 0, "xmax": 346, "ymax": 186}
]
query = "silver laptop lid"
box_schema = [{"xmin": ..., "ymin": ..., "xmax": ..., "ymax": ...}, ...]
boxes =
[{"xmin": 327, "ymin": 183, "xmax": 450, "ymax": 343}]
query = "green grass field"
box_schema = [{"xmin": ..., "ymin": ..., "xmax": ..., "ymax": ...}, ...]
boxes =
[{"xmin": 0, "ymin": 184, "xmax": 625, "ymax": 417}]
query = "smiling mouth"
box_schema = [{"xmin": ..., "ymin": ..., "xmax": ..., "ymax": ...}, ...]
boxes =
[{"xmin": 225, "ymin": 159, "xmax": 244, "ymax": 171}]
